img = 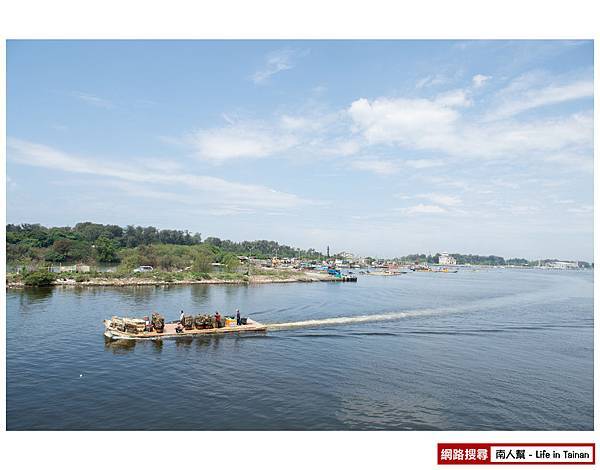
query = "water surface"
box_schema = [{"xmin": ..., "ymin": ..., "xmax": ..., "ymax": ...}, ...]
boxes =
[{"xmin": 6, "ymin": 269, "xmax": 593, "ymax": 430}]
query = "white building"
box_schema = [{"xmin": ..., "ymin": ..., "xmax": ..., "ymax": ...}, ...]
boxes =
[
  {"xmin": 438, "ymin": 252, "xmax": 457, "ymax": 265},
  {"xmin": 546, "ymin": 260, "xmax": 579, "ymax": 269}
]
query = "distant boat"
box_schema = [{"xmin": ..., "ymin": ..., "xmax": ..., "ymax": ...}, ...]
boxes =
[
  {"xmin": 433, "ymin": 267, "xmax": 458, "ymax": 273},
  {"xmin": 410, "ymin": 265, "xmax": 432, "ymax": 272},
  {"xmin": 367, "ymin": 270, "xmax": 406, "ymax": 276}
]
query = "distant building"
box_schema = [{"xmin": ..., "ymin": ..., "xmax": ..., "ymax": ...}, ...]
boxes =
[
  {"xmin": 249, "ymin": 258, "xmax": 270, "ymax": 267},
  {"xmin": 337, "ymin": 251, "xmax": 355, "ymax": 260},
  {"xmin": 438, "ymin": 252, "xmax": 457, "ymax": 265},
  {"xmin": 546, "ymin": 260, "xmax": 579, "ymax": 269},
  {"xmin": 53, "ymin": 264, "xmax": 91, "ymax": 273}
]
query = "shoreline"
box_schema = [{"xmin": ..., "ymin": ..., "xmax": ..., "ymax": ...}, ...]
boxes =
[{"xmin": 6, "ymin": 271, "xmax": 339, "ymax": 289}]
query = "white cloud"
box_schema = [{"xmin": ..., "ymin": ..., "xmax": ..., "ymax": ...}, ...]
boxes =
[
  {"xmin": 7, "ymin": 138, "xmax": 316, "ymax": 211},
  {"xmin": 177, "ymin": 71, "xmax": 592, "ymax": 171},
  {"xmin": 435, "ymin": 89, "xmax": 472, "ymax": 107},
  {"xmin": 351, "ymin": 159, "xmax": 398, "ymax": 175},
  {"xmin": 485, "ymin": 74, "xmax": 593, "ymax": 120},
  {"xmin": 567, "ymin": 204, "xmax": 593, "ymax": 215},
  {"xmin": 348, "ymin": 97, "xmax": 459, "ymax": 147},
  {"xmin": 189, "ymin": 124, "xmax": 298, "ymax": 162},
  {"xmin": 348, "ymin": 94, "xmax": 592, "ymax": 162},
  {"xmin": 187, "ymin": 109, "xmax": 358, "ymax": 162},
  {"xmin": 71, "ymin": 91, "xmax": 114, "ymax": 109},
  {"xmin": 472, "ymin": 74, "xmax": 491, "ymax": 88},
  {"xmin": 252, "ymin": 48, "xmax": 308, "ymax": 84},
  {"xmin": 280, "ymin": 115, "xmax": 314, "ymax": 131}
]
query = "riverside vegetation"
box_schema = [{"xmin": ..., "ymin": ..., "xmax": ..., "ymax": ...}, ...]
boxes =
[
  {"xmin": 6, "ymin": 222, "xmax": 328, "ymax": 287},
  {"xmin": 6, "ymin": 222, "xmax": 589, "ymax": 287}
]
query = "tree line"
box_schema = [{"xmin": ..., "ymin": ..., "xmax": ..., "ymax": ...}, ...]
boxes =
[
  {"xmin": 397, "ymin": 253, "xmax": 530, "ymax": 266},
  {"xmin": 6, "ymin": 222, "xmax": 324, "ymax": 265}
]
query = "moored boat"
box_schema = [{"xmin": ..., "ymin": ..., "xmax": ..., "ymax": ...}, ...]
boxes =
[{"xmin": 434, "ymin": 267, "xmax": 458, "ymax": 273}]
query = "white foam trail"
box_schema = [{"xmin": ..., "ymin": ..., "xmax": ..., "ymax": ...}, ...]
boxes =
[{"xmin": 265, "ymin": 306, "xmax": 457, "ymax": 331}]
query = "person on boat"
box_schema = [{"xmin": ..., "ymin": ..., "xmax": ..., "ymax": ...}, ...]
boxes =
[
  {"xmin": 236, "ymin": 309, "xmax": 241, "ymax": 326},
  {"xmin": 175, "ymin": 322, "xmax": 184, "ymax": 334},
  {"xmin": 179, "ymin": 310, "xmax": 184, "ymax": 322},
  {"xmin": 215, "ymin": 311, "xmax": 221, "ymax": 328},
  {"xmin": 144, "ymin": 316, "xmax": 151, "ymax": 332}
]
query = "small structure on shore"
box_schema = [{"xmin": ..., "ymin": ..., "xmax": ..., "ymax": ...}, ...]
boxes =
[{"xmin": 438, "ymin": 252, "xmax": 457, "ymax": 265}]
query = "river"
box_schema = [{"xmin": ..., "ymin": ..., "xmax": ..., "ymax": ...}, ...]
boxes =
[{"xmin": 6, "ymin": 268, "xmax": 593, "ymax": 430}]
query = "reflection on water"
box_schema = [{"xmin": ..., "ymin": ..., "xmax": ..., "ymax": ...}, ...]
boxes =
[
  {"xmin": 151, "ymin": 339, "xmax": 164, "ymax": 353},
  {"xmin": 17, "ymin": 287, "xmax": 54, "ymax": 306},
  {"xmin": 102, "ymin": 329, "xmax": 268, "ymax": 355},
  {"xmin": 104, "ymin": 337, "xmax": 137, "ymax": 353},
  {"xmin": 190, "ymin": 284, "xmax": 211, "ymax": 304}
]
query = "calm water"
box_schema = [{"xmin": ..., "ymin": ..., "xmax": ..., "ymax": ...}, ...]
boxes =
[{"xmin": 6, "ymin": 269, "xmax": 593, "ymax": 430}]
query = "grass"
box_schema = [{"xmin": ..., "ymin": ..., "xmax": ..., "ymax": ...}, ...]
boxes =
[
  {"xmin": 251, "ymin": 268, "xmax": 304, "ymax": 279},
  {"xmin": 8, "ymin": 267, "xmax": 299, "ymax": 286}
]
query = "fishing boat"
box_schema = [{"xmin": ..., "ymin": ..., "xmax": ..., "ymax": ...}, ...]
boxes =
[
  {"xmin": 434, "ymin": 267, "xmax": 458, "ymax": 273},
  {"xmin": 410, "ymin": 264, "xmax": 433, "ymax": 272},
  {"xmin": 103, "ymin": 315, "xmax": 267, "ymax": 340},
  {"xmin": 367, "ymin": 270, "xmax": 407, "ymax": 276}
]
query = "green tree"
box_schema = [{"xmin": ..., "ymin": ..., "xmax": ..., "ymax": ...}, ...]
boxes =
[
  {"xmin": 23, "ymin": 270, "xmax": 56, "ymax": 286},
  {"xmin": 95, "ymin": 236, "xmax": 119, "ymax": 262},
  {"xmin": 44, "ymin": 250, "xmax": 66, "ymax": 262},
  {"xmin": 52, "ymin": 239, "xmax": 74, "ymax": 258},
  {"xmin": 192, "ymin": 250, "xmax": 214, "ymax": 273},
  {"xmin": 221, "ymin": 253, "xmax": 241, "ymax": 272}
]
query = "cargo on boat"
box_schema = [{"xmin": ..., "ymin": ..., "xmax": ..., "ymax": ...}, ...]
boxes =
[{"xmin": 104, "ymin": 312, "xmax": 267, "ymax": 340}]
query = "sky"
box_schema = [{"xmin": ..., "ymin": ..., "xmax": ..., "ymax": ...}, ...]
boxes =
[{"xmin": 6, "ymin": 40, "xmax": 594, "ymax": 260}]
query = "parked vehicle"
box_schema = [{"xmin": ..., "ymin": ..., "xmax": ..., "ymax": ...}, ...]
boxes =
[{"xmin": 133, "ymin": 265, "xmax": 154, "ymax": 273}]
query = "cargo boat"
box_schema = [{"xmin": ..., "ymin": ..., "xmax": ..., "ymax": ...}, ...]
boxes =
[{"xmin": 103, "ymin": 317, "xmax": 267, "ymax": 340}]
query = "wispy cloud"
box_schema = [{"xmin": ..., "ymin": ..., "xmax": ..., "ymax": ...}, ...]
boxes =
[
  {"xmin": 252, "ymin": 48, "xmax": 308, "ymax": 84},
  {"xmin": 472, "ymin": 74, "xmax": 491, "ymax": 88},
  {"xmin": 71, "ymin": 91, "xmax": 114, "ymax": 109},
  {"xmin": 415, "ymin": 74, "xmax": 447, "ymax": 89},
  {"xmin": 184, "ymin": 70, "xmax": 592, "ymax": 172},
  {"xmin": 7, "ymin": 175, "xmax": 17, "ymax": 190},
  {"xmin": 7, "ymin": 138, "xmax": 317, "ymax": 211},
  {"xmin": 484, "ymin": 73, "xmax": 593, "ymax": 121},
  {"xmin": 189, "ymin": 123, "xmax": 298, "ymax": 162},
  {"xmin": 348, "ymin": 95, "xmax": 592, "ymax": 162},
  {"xmin": 405, "ymin": 159, "xmax": 445, "ymax": 169},
  {"xmin": 419, "ymin": 193, "xmax": 462, "ymax": 207},
  {"xmin": 398, "ymin": 204, "xmax": 447, "ymax": 215},
  {"xmin": 183, "ymin": 108, "xmax": 355, "ymax": 162},
  {"xmin": 351, "ymin": 159, "xmax": 399, "ymax": 175}
]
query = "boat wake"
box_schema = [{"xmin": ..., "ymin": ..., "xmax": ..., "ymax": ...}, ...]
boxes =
[{"xmin": 265, "ymin": 307, "xmax": 453, "ymax": 331}]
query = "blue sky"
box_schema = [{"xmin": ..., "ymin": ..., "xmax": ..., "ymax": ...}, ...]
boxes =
[{"xmin": 6, "ymin": 40, "xmax": 593, "ymax": 260}]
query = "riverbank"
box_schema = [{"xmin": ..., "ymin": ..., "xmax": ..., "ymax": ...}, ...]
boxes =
[{"xmin": 6, "ymin": 268, "xmax": 338, "ymax": 288}]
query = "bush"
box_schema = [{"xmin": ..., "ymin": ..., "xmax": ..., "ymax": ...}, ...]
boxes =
[
  {"xmin": 192, "ymin": 251, "xmax": 214, "ymax": 273},
  {"xmin": 190, "ymin": 271, "xmax": 211, "ymax": 280},
  {"xmin": 22, "ymin": 270, "xmax": 56, "ymax": 286},
  {"xmin": 74, "ymin": 273, "xmax": 90, "ymax": 283},
  {"xmin": 158, "ymin": 273, "xmax": 174, "ymax": 283}
]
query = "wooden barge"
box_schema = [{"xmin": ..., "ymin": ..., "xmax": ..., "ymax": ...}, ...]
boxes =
[{"xmin": 104, "ymin": 318, "xmax": 267, "ymax": 341}]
